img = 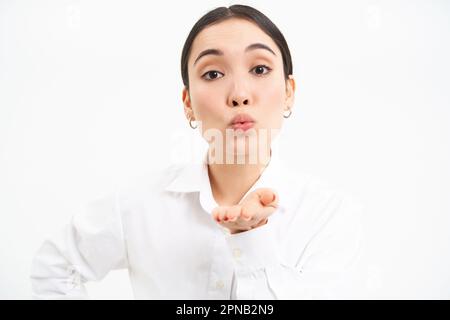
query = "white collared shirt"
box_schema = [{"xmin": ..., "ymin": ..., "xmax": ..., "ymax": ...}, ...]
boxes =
[{"xmin": 31, "ymin": 148, "xmax": 367, "ymax": 299}]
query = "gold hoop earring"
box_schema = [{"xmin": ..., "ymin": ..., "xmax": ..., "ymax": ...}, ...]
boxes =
[
  {"xmin": 189, "ymin": 117, "xmax": 198, "ymax": 129},
  {"xmin": 283, "ymin": 108, "xmax": 292, "ymax": 118}
]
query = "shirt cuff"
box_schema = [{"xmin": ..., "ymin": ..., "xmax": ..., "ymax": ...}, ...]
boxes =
[{"xmin": 225, "ymin": 221, "xmax": 280, "ymax": 273}]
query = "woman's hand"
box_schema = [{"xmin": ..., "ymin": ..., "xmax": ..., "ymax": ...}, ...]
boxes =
[{"xmin": 211, "ymin": 188, "xmax": 279, "ymax": 234}]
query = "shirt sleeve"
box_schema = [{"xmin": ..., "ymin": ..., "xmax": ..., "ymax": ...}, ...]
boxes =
[
  {"xmin": 225, "ymin": 194, "xmax": 366, "ymax": 299},
  {"xmin": 30, "ymin": 191, "xmax": 128, "ymax": 299}
]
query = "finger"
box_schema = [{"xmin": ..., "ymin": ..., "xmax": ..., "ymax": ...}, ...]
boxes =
[
  {"xmin": 218, "ymin": 206, "xmax": 229, "ymax": 222},
  {"xmin": 243, "ymin": 188, "xmax": 277, "ymax": 207},
  {"xmin": 225, "ymin": 205, "xmax": 241, "ymax": 222},
  {"xmin": 259, "ymin": 189, "xmax": 278, "ymax": 207},
  {"xmin": 266, "ymin": 192, "xmax": 279, "ymax": 208},
  {"xmin": 240, "ymin": 200, "xmax": 260, "ymax": 221},
  {"xmin": 212, "ymin": 207, "xmax": 226, "ymax": 223},
  {"xmin": 212, "ymin": 207, "xmax": 220, "ymax": 222}
]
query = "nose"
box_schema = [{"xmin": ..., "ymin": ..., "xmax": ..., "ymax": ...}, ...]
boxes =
[
  {"xmin": 228, "ymin": 79, "xmax": 251, "ymax": 108},
  {"xmin": 232, "ymin": 98, "xmax": 249, "ymax": 107}
]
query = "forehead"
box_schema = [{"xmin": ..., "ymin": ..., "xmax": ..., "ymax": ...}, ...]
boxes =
[{"xmin": 189, "ymin": 18, "xmax": 281, "ymax": 64}]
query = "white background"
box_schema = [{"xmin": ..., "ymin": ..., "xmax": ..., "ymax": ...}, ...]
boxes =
[{"xmin": 1, "ymin": 0, "xmax": 449, "ymax": 299}]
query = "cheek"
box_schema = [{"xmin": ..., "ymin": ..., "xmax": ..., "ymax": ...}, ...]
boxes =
[
  {"xmin": 257, "ymin": 69, "xmax": 286, "ymax": 105},
  {"xmin": 255, "ymin": 82, "xmax": 286, "ymax": 130},
  {"xmin": 258, "ymin": 81, "xmax": 286, "ymax": 112},
  {"xmin": 190, "ymin": 85, "xmax": 220, "ymax": 119}
]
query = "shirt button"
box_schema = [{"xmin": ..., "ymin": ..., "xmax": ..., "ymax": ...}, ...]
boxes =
[
  {"xmin": 232, "ymin": 248, "xmax": 242, "ymax": 259},
  {"xmin": 215, "ymin": 280, "xmax": 224, "ymax": 289}
]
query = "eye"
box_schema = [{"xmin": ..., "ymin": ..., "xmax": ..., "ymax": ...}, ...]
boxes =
[
  {"xmin": 201, "ymin": 70, "xmax": 224, "ymax": 81},
  {"xmin": 201, "ymin": 65, "xmax": 272, "ymax": 81},
  {"xmin": 251, "ymin": 65, "xmax": 272, "ymax": 76}
]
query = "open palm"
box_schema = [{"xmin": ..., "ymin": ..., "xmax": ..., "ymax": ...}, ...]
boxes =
[{"xmin": 212, "ymin": 188, "xmax": 279, "ymax": 234}]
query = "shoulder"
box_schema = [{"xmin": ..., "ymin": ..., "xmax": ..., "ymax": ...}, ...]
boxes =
[
  {"xmin": 302, "ymin": 174, "xmax": 365, "ymax": 240},
  {"xmin": 114, "ymin": 162, "xmax": 188, "ymax": 208},
  {"xmin": 281, "ymin": 165, "xmax": 365, "ymax": 226},
  {"xmin": 305, "ymin": 173, "xmax": 363, "ymax": 209}
]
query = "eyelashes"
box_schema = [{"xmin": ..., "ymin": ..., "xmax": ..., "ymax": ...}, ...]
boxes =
[{"xmin": 201, "ymin": 65, "xmax": 272, "ymax": 81}]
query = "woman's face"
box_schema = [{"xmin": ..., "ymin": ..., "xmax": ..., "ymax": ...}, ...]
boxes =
[{"xmin": 182, "ymin": 18, "xmax": 295, "ymax": 161}]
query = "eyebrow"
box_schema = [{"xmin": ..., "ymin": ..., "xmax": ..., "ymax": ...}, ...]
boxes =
[{"xmin": 193, "ymin": 42, "xmax": 276, "ymax": 66}]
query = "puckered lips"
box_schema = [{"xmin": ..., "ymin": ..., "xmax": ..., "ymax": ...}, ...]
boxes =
[{"xmin": 229, "ymin": 113, "xmax": 255, "ymax": 131}]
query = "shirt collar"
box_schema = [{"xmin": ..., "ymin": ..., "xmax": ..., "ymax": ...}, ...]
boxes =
[{"xmin": 164, "ymin": 143, "xmax": 289, "ymax": 215}]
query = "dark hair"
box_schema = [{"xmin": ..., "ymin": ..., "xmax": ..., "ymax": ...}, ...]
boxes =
[{"xmin": 180, "ymin": 4, "xmax": 293, "ymax": 90}]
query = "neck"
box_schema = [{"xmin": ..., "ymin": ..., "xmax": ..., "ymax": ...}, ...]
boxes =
[{"xmin": 207, "ymin": 149, "xmax": 272, "ymax": 206}]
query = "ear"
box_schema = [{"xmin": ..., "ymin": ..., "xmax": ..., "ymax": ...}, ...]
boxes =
[
  {"xmin": 182, "ymin": 87, "xmax": 194, "ymax": 120},
  {"xmin": 285, "ymin": 75, "xmax": 296, "ymax": 110}
]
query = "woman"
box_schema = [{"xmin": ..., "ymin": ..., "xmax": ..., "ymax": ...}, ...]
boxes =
[{"xmin": 31, "ymin": 4, "xmax": 365, "ymax": 299}]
